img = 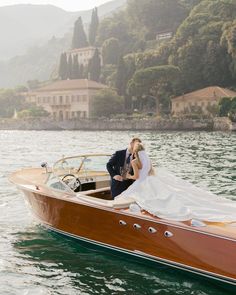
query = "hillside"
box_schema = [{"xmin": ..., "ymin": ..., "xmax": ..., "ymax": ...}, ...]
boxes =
[
  {"xmin": 0, "ymin": 0, "xmax": 126, "ymax": 88},
  {"xmin": 0, "ymin": 0, "xmax": 126, "ymax": 61}
]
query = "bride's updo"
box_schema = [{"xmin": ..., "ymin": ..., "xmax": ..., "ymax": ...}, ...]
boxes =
[
  {"xmin": 133, "ymin": 142, "xmax": 145, "ymax": 153},
  {"xmin": 133, "ymin": 142, "xmax": 145, "ymax": 167}
]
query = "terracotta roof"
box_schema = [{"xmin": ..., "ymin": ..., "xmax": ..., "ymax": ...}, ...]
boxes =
[
  {"xmin": 36, "ymin": 79, "xmax": 107, "ymax": 92},
  {"xmin": 172, "ymin": 86, "xmax": 236, "ymax": 101}
]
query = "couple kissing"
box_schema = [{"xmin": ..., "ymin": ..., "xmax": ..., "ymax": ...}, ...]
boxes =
[{"xmin": 106, "ymin": 138, "xmax": 153, "ymax": 199}]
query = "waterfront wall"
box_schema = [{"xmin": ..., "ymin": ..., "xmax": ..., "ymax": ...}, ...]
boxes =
[
  {"xmin": 213, "ymin": 117, "xmax": 235, "ymax": 131},
  {"xmin": 0, "ymin": 117, "xmax": 218, "ymax": 131}
]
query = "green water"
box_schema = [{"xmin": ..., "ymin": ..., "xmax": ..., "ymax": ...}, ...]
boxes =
[{"xmin": 0, "ymin": 130, "xmax": 235, "ymax": 294}]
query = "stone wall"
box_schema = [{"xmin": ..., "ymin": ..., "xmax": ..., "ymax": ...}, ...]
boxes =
[
  {"xmin": 213, "ymin": 117, "xmax": 233, "ymax": 131},
  {"xmin": 0, "ymin": 117, "xmax": 215, "ymax": 131}
]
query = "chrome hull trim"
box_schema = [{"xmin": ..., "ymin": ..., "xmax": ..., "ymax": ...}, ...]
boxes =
[{"xmin": 44, "ymin": 224, "xmax": 236, "ymax": 287}]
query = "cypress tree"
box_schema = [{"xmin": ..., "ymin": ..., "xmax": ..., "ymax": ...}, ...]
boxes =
[
  {"xmin": 116, "ymin": 56, "xmax": 127, "ymax": 96},
  {"xmin": 88, "ymin": 48, "xmax": 101, "ymax": 81},
  {"xmin": 58, "ymin": 53, "xmax": 68, "ymax": 80},
  {"xmin": 79, "ymin": 64, "xmax": 84, "ymax": 79},
  {"xmin": 71, "ymin": 17, "xmax": 88, "ymax": 49},
  {"xmin": 102, "ymin": 38, "xmax": 120, "ymax": 65},
  {"xmin": 68, "ymin": 54, "xmax": 73, "ymax": 79},
  {"xmin": 89, "ymin": 7, "xmax": 99, "ymax": 46},
  {"xmin": 72, "ymin": 54, "xmax": 79, "ymax": 79}
]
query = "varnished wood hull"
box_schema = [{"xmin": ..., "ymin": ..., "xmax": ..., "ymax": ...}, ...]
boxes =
[{"xmin": 21, "ymin": 188, "xmax": 236, "ymax": 286}]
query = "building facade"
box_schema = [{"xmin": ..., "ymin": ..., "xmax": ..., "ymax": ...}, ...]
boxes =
[
  {"xmin": 66, "ymin": 46, "xmax": 102, "ymax": 66},
  {"xmin": 26, "ymin": 79, "xmax": 107, "ymax": 120},
  {"xmin": 156, "ymin": 31, "xmax": 172, "ymax": 41},
  {"xmin": 171, "ymin": 86, "xmax": 236, "ymax": 116}
]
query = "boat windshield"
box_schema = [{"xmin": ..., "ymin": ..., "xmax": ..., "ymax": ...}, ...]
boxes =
[
  {"xmin": 52, "ymin": 154, "xmax": 110, "ymax": 178},
  {"xmin": 46, "ymin": 173, "xmax": 74, "ymax": 193},
  {"xmin": 46, "ymin": 154, "xmax": 111, "ymax": 193}
]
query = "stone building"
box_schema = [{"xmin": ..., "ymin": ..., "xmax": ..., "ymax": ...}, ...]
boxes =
[
  {"xmin": 171, "ymin": 86, "xmax": 236, "ymax": 116},
  {"xmin": 66, "ymin": 46, "xmax": 101, "ymax": 66},
  {"xmin": 26, "ymin": 79, "xmax": 107, "ymax": 120},
  {"xmin": 156, "ymin": 31, "xmax": 172, "ymax": 41}
]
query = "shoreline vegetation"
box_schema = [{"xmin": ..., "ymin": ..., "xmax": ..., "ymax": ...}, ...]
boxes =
[{"xmin": 0, "ymin": 117, "xmax": 235, "ymax": 132}]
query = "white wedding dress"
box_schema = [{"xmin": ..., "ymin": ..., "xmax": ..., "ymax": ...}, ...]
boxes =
[
  {"xmin": 118, "ymin": 150, "xmax": 152, "ymax": 197},
  {"xmin": 117, "ymin": 154, "xmax": 236, "ymax": 222}
]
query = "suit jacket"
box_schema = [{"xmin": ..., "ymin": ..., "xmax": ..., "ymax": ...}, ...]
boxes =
[
  {"xmin": 106, "ymin": 149, "xmax": 127, "ymax": 178},
  {"xmin": 107, "ymin": 149, "xmax": 134, "ymax": 198}
]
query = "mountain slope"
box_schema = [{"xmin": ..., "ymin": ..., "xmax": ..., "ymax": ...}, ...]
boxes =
[
  {"xmin": 0, "ymin": 0, "xmax": 126, "ymax": 61},
  {"xmin": 0, "ymin": 0, "xmax": 127, "ymax": 88}
]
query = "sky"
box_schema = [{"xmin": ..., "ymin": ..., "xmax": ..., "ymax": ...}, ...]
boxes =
[{"xmin": 0, "ymin": 0, "xmax": 112, "ymax": 11}]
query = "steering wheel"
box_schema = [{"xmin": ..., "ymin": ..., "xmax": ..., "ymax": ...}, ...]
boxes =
[{"xmin": 62, "ymin": 174, "xmax": 82, "ymax": 192}]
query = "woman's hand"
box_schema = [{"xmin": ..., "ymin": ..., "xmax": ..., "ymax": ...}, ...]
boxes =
[{"xmin": 126, "ymin": 173, "xmax": 133, "ymax": 180}]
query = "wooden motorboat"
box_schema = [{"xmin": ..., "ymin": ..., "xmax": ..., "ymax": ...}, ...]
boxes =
[{"xmin": 9, "ymin": 154, "xmax": 236, "ymax": 286}]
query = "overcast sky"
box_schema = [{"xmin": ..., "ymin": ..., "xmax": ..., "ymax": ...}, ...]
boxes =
[{"xmin": 0, "ymin": 0, "xmax": 112, "ymax": 11}]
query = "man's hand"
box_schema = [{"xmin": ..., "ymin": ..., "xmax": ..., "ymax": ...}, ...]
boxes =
[{"xmin": 113, "ymin": 175, "xmax": 123, "ymax": 181}]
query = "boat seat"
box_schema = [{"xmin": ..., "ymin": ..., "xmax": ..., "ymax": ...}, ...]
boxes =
[
  {"xmin": 79, "ymin": 186, "xmax": 110, "ymax": 195},
  {"xmin": 76, "ymin": 192, "xmax": 135, "ymax": 209}
]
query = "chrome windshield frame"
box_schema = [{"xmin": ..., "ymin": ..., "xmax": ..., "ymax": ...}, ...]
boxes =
[{"xmin": 52, "ymin": 153, "xmax": 111, "ymax": 177}]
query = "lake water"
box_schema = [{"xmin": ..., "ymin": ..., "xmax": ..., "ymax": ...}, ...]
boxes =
[{"xmin": 0, "ymin": 130, "xmax": 235, "ymax": 295}]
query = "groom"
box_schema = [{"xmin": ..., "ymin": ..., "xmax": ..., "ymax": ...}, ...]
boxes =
[{"xmin": 106, "ymin": 137, "xmax": 142, "ymax": 198}]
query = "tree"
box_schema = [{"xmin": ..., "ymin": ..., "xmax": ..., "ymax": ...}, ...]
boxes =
[
  {"xmin": 97, "ymin": 11, "xmax": 132, "ymax": 51},
  {"xmin": 128, "ymin": 65, "xmax": 181, "ymax": 114},
  {"xmin": 0, "ymin": 89, "xmax": 28, "ymax": 118},
  {"xmin": 79, "ymin": 64, "xmax": 84, "ymax": 79},
  {"xmin": 116, "ymin": 56, "xmax": 127, "ymax": 96},
  {"xmin": 100, "ymin": 64, "xmax": 117, "ymax": 84},
  {"xmin": 71, "ymin": 17, "xmax": 88, "ymax": 49},
  {"xmin": 27, "ymin": 80, "xmax": 41, "ymax": 90},
  {"xmin": 18, "ymin": 106, "xmax": 49, "ymax": 118},
  {"xmin": 88, "ymin": 48, "xmax": 101, "ymax": 81},
  {"xmin": 102, "ymin": 38, "xmax": 121, "ymax": 65},
  {"xmin": 221, "ymin": 20, "xmax": 236, "ymax": 78},
  {"xmin": 229, "ymin": 97, "xmax": 236, "ymax": 122},
  {"xmin": 67, "ymin": 54, "xmax": 73, "ymax": 79},
  {"xmin": 91, "ymin": 88, "xmax": 124, "ymax": 117},
  {"xmin": 89, "ymin": 8, "xmax": 99, "ymax": 46},
  {"xmin": 72, "ymin": 55, "xmax": 79, "ymax": 79},
  {"xmin": 169, "ymin": 0, "xmax": 236, "ymax": 92},
  {"xmin": 180, "ymin": 0, "xmax": 202, "ymax": 10},
  {"xmin": 218, "ymin": 97, "xmax": 233, "ymax": 117},
  {"xmin": 126, "ymin": 0, "xmax": 188, "ymax": 40},
  {"xmin": 58, "ymin": 53, "xmax": 68, "ymax": 80}
]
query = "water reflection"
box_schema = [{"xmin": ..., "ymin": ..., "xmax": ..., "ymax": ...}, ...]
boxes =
[{"xmin": 11, "ymin": 226, "xmax": 231, "ymax": 295}]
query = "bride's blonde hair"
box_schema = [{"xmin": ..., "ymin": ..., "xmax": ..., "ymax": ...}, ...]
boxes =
[
  {"xmin": 133, "ymin": 143, "xmax": 145, "ymax": 166},
  {"xmin": 133, "ymin": 142, "xmax": 145, "ymax": 153}
]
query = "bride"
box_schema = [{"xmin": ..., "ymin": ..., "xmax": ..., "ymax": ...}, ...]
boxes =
[
  {"xmin": 117, "ymin": 142, "xmax": 153, "ymax": 197},
  {"xmin": 116, "ymin": 142, "xmax": 236, "ymax": 223}
]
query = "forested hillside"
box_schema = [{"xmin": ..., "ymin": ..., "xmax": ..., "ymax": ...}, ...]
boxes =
[
  {"xmin": 1, "ymin": 0, "xmax": 236, "ymax": 108},
  {"xmin": 93, "ymin": 0, "xmax": 236, "ymax": 113}
]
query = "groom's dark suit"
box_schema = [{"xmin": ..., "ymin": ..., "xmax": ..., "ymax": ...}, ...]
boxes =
[{"xmin": 106, "ymin": 149, "xmax": 134, "ymax": 198}]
